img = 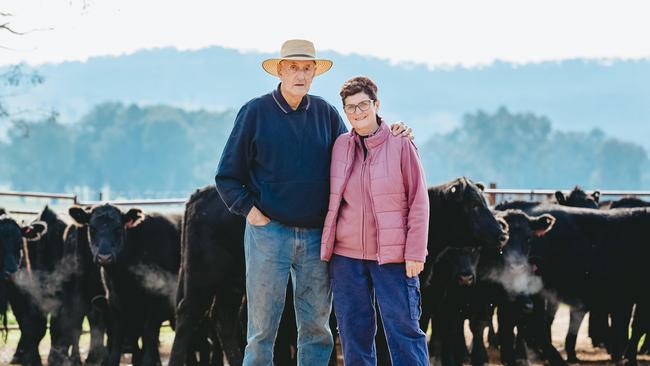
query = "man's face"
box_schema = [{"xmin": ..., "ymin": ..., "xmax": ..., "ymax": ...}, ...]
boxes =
[{"xmin": 278, "ymin": 60, "xmax": 316, "ymax": 98}]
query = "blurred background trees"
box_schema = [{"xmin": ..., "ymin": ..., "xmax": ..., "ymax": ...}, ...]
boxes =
[{"xmin": 1, "ymin": 103, "xmax": 647, "ymax": 199}]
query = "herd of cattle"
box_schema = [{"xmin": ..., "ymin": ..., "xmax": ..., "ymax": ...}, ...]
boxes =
[{"xmin": 1, "ymin": 177, "xmax": 649, "ymax": 366}]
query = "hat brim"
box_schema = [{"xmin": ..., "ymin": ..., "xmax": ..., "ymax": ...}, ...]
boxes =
[{"xmin": 262, "ymin": 57, "xmax": 333, "ymax": 77}]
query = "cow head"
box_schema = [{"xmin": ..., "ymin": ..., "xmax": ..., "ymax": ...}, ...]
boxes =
[
  {"xmin": 437, "ymin": 177, "xmax": 509, "ymax": 248},
  {"xmin": 555, "ymin": 186, "xmax": 599, "ymax": 209},
  {"xmin": 0, "ymin": 214, "xmax": 28, "ymax": 280},
  {"xmin": 489, "ymin": 210, "xmax": 554, "ymax": 297},
  {"xmin": 0, "ymin": 213, "xmax": 38, "ymax": 323},
  {"xmin": 498, "ymin": 210, "xmax": 555, "ymax": 275},
  {"xmin": 436, "ymin": 246, "xmax": 481, "ymax": 286},
  {"xmin": 69, "ymin": 204, "xmax": 145, "ymax": 266},
  {"xmin": 609, "ymin": 196, "xmax": 650, "ymax": 209}
]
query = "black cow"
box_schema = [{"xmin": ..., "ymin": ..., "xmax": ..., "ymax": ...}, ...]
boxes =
[
  {"xmin": 586, "ymin": 196, "xmax": 649, "ymax": 353},
  {"xmin": 598, "ymin": 196, "xmax": 650, "ymax": 210},
  {"xmin": 57, "ymin": 207, "xmax": 108, "ymax": 366},
  {"xmin": 553, "ymin": 187, "xmax": 602, "ymax": 362},
  {"xmin": 531, "ymin": 191, "xmax": 646, "ymax": 362},
  {"xmin": 495, "ymin": 186, "xmax": 599, "ymax": 213},
  {"xmin": 0, "ymin": 210, "xmax": 25, "ymax": 331},
  {"xmin": 176, "ymin": 263, "xmax": 227, "ymax": 366},
  {"xmin": 489, "ymin": 210, "xmax": 556, "ymax": 366},
  {"xmin": 416, "ymin": 177, "xmax": 508, "ymax": 365},
  {"xmin": 69, "ymin": 204, "xmax": 181, "ymax": 366},
  {"xmin": 427, "ymin": 246, "xmax": 483, "ymax": 366},
  {"xmin": 610, "ymin": 197, "xmax": 650, "ymax": 209},
  {"xmin": 510, "ymin": 204, "xmax": 650, "ymax": 364},
  {"xmin": 168, "ymin": 186, "xmax": 246, "ymax": 366},
  {"xmin": 169, "ymin": 186, "xmax": 334, "ymax": 366},
  {"xmin": 9, "ymin": 206, "xmax": 70, "ymax": 366},
  {"xmin": 607, "ymin": 197, "xmax": 650, "ymax": 362},
  {"xmin": 496, "ymin": 186, "xmax": 602, "ymax": 362},
  {"xmin": 1, "ymin": 210, "xmax": 51, "ymax": 366},
  {"xmin": 554, "ymin": 186, "xmax": 600, "ymax": 209}
]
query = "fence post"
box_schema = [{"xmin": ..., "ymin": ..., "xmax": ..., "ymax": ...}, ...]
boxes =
[{"xmin": 488, "ymin": 182, "xmax": 497, "ymax": 206}]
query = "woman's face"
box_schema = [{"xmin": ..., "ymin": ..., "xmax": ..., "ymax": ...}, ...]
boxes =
[{"xmin": 343, "ymin": 92, "xmax": 380, "ymax": 136}]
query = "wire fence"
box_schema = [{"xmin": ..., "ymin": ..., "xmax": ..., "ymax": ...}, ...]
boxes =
[
  {"xmin": 2, "ymin": 186, "xmax": 650, "ymax": 217},
  {"xmin": 0, "ymin": 190, "xmax": 187, "ymax": 218}
]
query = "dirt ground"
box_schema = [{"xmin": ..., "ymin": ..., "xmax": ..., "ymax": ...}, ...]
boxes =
[{"xmin": 1, "ymin": 305, "xmax": 648, "ymax": 365}]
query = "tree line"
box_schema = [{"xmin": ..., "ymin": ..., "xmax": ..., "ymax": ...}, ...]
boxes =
[
  {"xmin": 0, "ymin": 103, "xmax": 647, "ymax": 199},
  {"xmin": 421, "ymin": 107, "xmax": 649, "ymax": 189}
]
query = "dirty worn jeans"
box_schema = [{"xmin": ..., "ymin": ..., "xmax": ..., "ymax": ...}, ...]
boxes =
[
  {"xmin": 330, "ymin": 254, "xmax": 429, "ymax": 366},
  {"xmin": 243, "ymin": 219, "xmax": 333, "ymax": 366}
]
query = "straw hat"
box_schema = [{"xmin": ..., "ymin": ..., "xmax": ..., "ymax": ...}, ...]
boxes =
[{"xmin": 262, "ymin": 39, "xmax": 333, "ymax": 77}]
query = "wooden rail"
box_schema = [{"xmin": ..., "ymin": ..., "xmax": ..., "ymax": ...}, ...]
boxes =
[{"xmin": 2, "ymin": 187, "xmax": 650, "ymax": 216}]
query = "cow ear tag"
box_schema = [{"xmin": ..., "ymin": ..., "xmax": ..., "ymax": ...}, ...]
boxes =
[
  {"xmin": 533, "ymin": 229, "xmax": 547, "ymax": 237},
  {"xmin": 123, "ymin": 209, "xmax": 145, "ymax": 228}
]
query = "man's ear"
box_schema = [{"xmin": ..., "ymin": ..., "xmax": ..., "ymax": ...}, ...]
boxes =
[
  {"xmin": 530, "ymin": 214, "xmax": 556, "ymax": 237},
  {"xmin": 123, "ymin": 208, "xmax": 145, "ymax": 228},
  {"xmin": 276, "ymin": 61, "xmax": 284, "ymax": 77},
  {"xmin": 554, "ymin": 191, "xmax": 567, "ymax": 205},
  {"xmin": 69, "ymin": 206, "xmax": 91, "ymax": 226}
]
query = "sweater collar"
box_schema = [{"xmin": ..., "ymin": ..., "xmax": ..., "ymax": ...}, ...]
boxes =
[
  {"xmin": 272, "ymin": 83, "xmax": 310, "ymax": 114},
  {"xmin": 352, "ymin": 120, "xmax": 389, "ymax": 149}
]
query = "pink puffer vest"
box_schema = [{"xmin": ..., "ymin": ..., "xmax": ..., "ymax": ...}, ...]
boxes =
[{"xmin": 321, "ymin": 122, "xmax": 429, "ymax": 264}]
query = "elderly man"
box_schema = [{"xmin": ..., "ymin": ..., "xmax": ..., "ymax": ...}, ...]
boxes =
[{"xmin": 215, "ymin": 39, "xmax": 410, "ymax": 366}]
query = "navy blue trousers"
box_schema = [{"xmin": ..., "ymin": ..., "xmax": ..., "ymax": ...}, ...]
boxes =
[{"xmin": 330, "ymin": 254, "xmax": 428, "ymax": 366}]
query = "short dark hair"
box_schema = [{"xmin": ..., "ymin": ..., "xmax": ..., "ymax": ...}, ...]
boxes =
[{"xmin": 340, "ymin": 76, "xmax": 379, "ymax": 104}]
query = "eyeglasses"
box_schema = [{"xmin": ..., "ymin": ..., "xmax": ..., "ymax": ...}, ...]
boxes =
[{"xmin": 343, "ymin": 99, "xmax": 374, "ymax": 114}]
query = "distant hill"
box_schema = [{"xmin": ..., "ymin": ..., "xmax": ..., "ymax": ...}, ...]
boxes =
[{"xmin": 4, "ymin": 46, "xmax": 650, "ymax": 149}]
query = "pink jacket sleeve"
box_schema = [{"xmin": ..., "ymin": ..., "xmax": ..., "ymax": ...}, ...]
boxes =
[{"xmin": 401, "ymin": 139, "xmax": 429, "ymax": 262}]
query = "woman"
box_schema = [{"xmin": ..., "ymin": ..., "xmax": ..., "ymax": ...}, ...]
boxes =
[{"xmin": 321, "ymin": 76, "xmax": 430, "ymax": 365}]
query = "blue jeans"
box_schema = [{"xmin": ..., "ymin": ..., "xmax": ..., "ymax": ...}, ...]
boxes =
[
  {"xmin": 330, "ymin": 254, "xmax": 429, "ymax": 366},
  {"xmin": 243, "ymin": 220, "xmax": 333, "ymax": 366}
]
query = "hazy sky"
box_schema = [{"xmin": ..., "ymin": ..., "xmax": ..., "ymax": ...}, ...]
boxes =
[{"xmin": 1, "ymin": 0, "xmax": 649, "ymax": 67}]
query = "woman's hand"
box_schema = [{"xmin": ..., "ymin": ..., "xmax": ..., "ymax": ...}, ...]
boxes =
[
  {"xmin": 405, "ymin": 260, "xmax": 424, "ymax": 278},
  {"xmin": 389, "ymin": 121, "xmax": 414, "ymax": 140},
  {"xmin": 247, "ymin": 206, "xmax": 270, "ymax": 226}
]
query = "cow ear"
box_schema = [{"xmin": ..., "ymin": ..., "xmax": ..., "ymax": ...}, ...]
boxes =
[
  {"xmin": 530, "ymin": 214, "xmax": 556, "ymax": 237},
  {"xmin": 496, "ymin": 216, "xmax": 509, "ymax": 233},
  {"xmin": 475, "ymin": 182, "xmax": 486, "ymax": 191},
  {"xmin": 554, "ymin": 191, "xmax": 566, "ymax": 205},
  {"xmin": 69, "ymin": 206, "xmax": 91, "ymax": 225},
  {"xmin": 591, "ymin": 191, "xmax": 600, "ymax": 203},
  {"xmin": 0, "ymin": 208, "xmax": 6, "ymax": 216},
  {"xmin": 123, "ymin": 208, "xmax": 145, "ymax": 228},
  {"xmin": 22, "ymin": 221, "xmax": 48, "ymax": 241}
]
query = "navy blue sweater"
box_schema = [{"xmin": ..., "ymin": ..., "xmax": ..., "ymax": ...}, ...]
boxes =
[{"xmin": 215, "ymin": 85, "xmax": 348, "ymax": 228}]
